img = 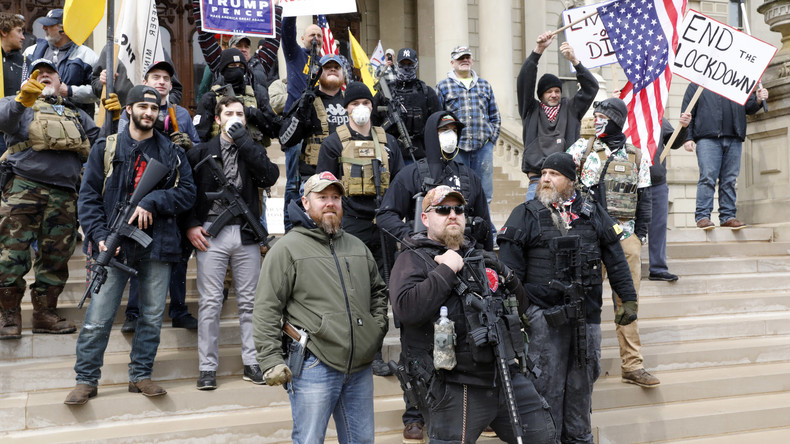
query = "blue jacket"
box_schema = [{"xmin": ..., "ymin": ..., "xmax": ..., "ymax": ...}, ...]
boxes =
[
  {"xmin": 25, "ymin": 40, "xmax": 98, "ymax": 106},
  {"xmin": 282, "ymin": 16, "xmax": 310, "ymax": 113},
  {"xmin": 78, "ymin": 130, "xmax": 196, "ymax": 263},
  {"xmin": 119, "ymin": 104, "xmax": 200, "ymax": 144}
]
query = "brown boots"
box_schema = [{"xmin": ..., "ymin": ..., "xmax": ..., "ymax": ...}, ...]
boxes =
[
  {"xmin": 30, "ymin": 287, "xmax": 76, "ymax": 334},
  {"xmin": 0, "ymin": 286, "xmax": 23, "ymax": 339}
]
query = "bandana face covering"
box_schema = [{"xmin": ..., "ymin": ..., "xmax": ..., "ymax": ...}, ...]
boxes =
[
  {"xmin": 396, "ymin": 63, "xmax": 418, "ymax": 81},
  {"xmin": 595, "ymin": 116, "xmax": 609, "ymax": 137}
]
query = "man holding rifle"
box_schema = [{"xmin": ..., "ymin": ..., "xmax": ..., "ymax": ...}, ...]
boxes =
[
  {"xmin": 67, "ymin": 85, "xmax": 195, "ymax": 405},
  {"xmin": 186, "ymin": 96, "xmax": 279, "ymax": 390},
  {"xmin": 389, "ymin": 185, "xmax": 555, "ymax": 443},
  {"xmin": 498, "ymin": 152, "xmax": 638, "ymax": 443}
]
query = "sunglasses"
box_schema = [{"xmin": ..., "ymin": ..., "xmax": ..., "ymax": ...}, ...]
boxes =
[{"xmin": 427, "ymin": 205, "xmax": 465, "ymax": 216}]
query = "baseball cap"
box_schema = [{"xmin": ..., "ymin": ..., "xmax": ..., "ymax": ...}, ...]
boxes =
[
  {"xmin": 229, "ymin": 35, "xmax": 251, "ymax": 47},
  {"xmin": 303, "ymin": 171, "xmax": 345, "ymax": 197},
  {"xmin": 126, "ymin": 85, "xmax": 162, "ymax": 106},
  {"xmin": 319, "ymin": 54, "xmax": 343, "ymax": 67},
  {"xmin": 451, "ymin": 46, "xmax": 472, "ymax": 60},
  {"xmin": 437, "ymin": 113, "xmax": 464, "ymax": 132},
  {"xmin": 29, "ymin": 58, "xmax": 58, "ymax": 74},
  {"xmin": 423, "ymin": 185, "xmax": 466, "ymax": 212},
  {"xmin": 145, "ymin": 60, "xmax": 175, "ymax": 77},
  {"xmin": 39, "ymin": 9, "xmax": 63, "ymax": 27},
  {"xmin": 397, "ymin": 48, "xmax": 417, "ymax": 63}
]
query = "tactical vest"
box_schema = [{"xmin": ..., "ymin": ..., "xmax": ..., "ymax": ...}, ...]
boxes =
[
  {"xmin": 581, "ymin": 138, "xmax": 641, "ymax": 220},
  {"xmin": 395, "ymin": 80, "xmax": 428, "ymax": 137},
  {"xmin": 300, "ymin": 99, "xmax": 331, "ymax": 166},
  {"xmin": 337, "ymin": 125, "xmax": 391, "ymax": 197},
  {"xmin": 209, "ymin": 84, "xmax": 269, "ymax": 146},
  {"xmin": 521, "ymin": 200, "xmax": 604, "ymax": 293},
  {"xmin": 7, "ymin": 99, "xmax": 90, "ymax": 159}
]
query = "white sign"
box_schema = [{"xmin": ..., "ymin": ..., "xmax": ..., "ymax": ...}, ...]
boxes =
[
  {"xmin": 281, "ymin": 0, "xmax": 357, "ymax": 17},
  {"xmin": 115, "ymin": 0, "xmax": 165, "ymax": 86},
  {"xmin": 673, "ymin": 10, "xmax": 777, "ymax": 105},
  {"xmin": 562, "ymin": 1, "xmax": 617, "ymax": 69}
]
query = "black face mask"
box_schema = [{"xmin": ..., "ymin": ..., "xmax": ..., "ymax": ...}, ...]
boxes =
[
  {"xmin": 223, "ymin": 67, "xmax": 245, "ymax": 86},
  {"xmin": 396, "ymin": 63, "xmax": 418, "ymax": 81}
]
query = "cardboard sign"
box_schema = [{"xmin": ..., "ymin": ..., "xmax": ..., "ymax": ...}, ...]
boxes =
[
  {"xmin": 199, "ymin": 0, "xmax": 276, "ymax": 38},
  {"xmin": 562, "ymin": 1, "xmax": 618, "ymax": 69},
  {"xmin": 281, "ymin": 0, "xmax": 357, "ymax": 17},
  {"xmin": 673, "ymin": 10, "xmax": 777, "ymax": 105}
]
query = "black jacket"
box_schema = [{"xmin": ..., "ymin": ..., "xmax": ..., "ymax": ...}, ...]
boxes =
[
  {"xmin": 682, "ymin": 83, "xmax": 762, "ymax": 142},
  {"xmin": 195, "ymin": 78, "xmax": 279, "ymax": 144},
  {"xmin": 377, "ymin": 111, "xmax": 493, "ymax": 250},
  {"xmin": 186, "ymin": 134, "xmax": 279, "ymax": 245},
  {"xmin": 651, "ymin": 118, "xmax": 688, "ymax": 186},
  {"xmin": 518, "ymin": 51, "xmax": 598, "ymax": 175}
]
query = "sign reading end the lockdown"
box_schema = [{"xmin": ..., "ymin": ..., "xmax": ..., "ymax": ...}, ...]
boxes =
[
  {"xmin": 673, "ymin": 10, "xmax": 776, "ymax": 105},
  {"xmin": 200, "ymin": 0, "xmax": 275, "ymax": 38}
]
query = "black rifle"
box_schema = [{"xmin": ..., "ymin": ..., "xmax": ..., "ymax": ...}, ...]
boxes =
[
  {"xmin": 79, "ymin": 158, "xmax": 171, "ymax": 309},
  {"xmin": 371, "ymin": 156, "xmax": 390, "ymax": 283},
  {"xmin": 279, "ymin": 39, "xmax": 323, "ymax": 146},
  {"xmin": 375, "ymin": 77, "xmax": 417, "ymax": 164},
  {"xmin": 195, "ymin": 155, "xmax": 268, "ymax": 243},
  {"xmin": 547, "ymin": 235, "xmax": 588, "ymax": 368},
  {"xmin": 460, "ymin": 255, "xmax": 526, "ymax": 444}
]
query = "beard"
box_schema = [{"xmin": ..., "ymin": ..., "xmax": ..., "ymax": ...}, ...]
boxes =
[
  {"xmin": 431, "ymin": 222, "xmax": 465, "ymax": 250},
  {"xmin": 131, "ymin": 110, "xmax": 155, "ymax": 131},
  {"xmin": 45, "ymin": 34, "xmax": 60, "ymax": 46},
  {"xmin": 319, "ymin": 74, "xmax": 343, "ymax": 90},
  {"xmin": 309, "ymin": 206, "xmax": 343, "ymax": 235},
  {"xmin": 537, "ymin": 180, "xmax": 574, "ymax": 207},
  {"xmin": 41, "ymin": 85, "xmax": 56, "ymax": 97}
]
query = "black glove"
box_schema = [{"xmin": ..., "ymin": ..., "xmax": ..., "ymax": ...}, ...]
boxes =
[
  {"xmin": 297, "ymin": 90, "xmax": 316, "ymax": 119},
  {"xmin": 244, "ymin": 106, "xmax": 263, "ymax": 125},
  {"xmin": 481, "ymin": 251, "xmax": 517, "ymax": 291},
  {"xmin": 227, "ymin": 121, "xmax": 251, "ymax": 148}
]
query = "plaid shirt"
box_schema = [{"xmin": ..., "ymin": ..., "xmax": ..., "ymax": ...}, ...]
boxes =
[{"xmin": 436, "ymin": 70, "xmax": 501, "ymax": 152}]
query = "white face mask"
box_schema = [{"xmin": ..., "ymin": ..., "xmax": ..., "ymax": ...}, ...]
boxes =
[
  {"xmin": 594, "ymin": 116, "xmax": 609, "ymax": 137},
  {"xmin": 223, "ymin": 116, "xmax": 243, "ymax": 136},
  {"xmin": 351, "ymin": 105, "xmax": 371, "ymax": 125},
  {"xmin": 439, "ymin": 130, "xmax": 458, "ymax": 154}
]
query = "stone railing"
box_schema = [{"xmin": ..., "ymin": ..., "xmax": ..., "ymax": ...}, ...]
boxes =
[{"xmin": 493, "ymin": 118, "xmax": 529, "ymax": 189}]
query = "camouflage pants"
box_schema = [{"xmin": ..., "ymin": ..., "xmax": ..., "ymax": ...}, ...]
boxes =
[{"xmin": 0, "ymin": 176, "xmax": 77, "ymax": 292}]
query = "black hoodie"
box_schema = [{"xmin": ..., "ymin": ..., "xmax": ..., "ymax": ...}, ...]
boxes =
[{"xmin": 376, "ymin": 111, "xmax": 493, "ymax": 250}]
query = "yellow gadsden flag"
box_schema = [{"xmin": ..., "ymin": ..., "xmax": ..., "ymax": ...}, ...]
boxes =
[
  {"xmin": 63, "ymin": 0, "xmax": 106, "ymax": 46},
  {"xmin": 348, "ymin": 31, "xmax": 376, "ymax": 96}
]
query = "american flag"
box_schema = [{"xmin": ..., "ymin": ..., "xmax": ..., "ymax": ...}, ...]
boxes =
[
  {"xmin": 317, "ymin": 14, "xmax": 339, "ymax": 56},
  {"xmin": 598, "ymin": 0, "xmax": 687, "ymax": 160}
]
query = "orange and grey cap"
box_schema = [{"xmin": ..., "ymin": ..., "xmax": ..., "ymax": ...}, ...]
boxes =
[
  {"xmin": 423, "ymin": 185, "xmax": 466, "ymax": 212},
  {"xmin": 303, "ymin": 171, "xmax": 345, "ymax": 197}
]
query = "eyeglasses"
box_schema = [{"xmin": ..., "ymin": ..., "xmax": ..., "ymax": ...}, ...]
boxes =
[{"xmin": 427, "ymin": 205, "xmax": 465, "ymax": 216}]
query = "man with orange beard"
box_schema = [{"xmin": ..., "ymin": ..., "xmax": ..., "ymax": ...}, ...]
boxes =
[{"xmin": 253, "ymin": 171, "xmax": 389, "ymax": 443}]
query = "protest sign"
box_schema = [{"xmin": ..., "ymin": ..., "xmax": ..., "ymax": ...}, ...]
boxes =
[
  {"xmin": 672, "ymin": 10, "xmax": 776, "ymax": 105},
  {"xmin": 562, "ymin": 1, "xmax": 617, "ymax": 69},
  {"xmin": 199, "ymin": 0, "xmax": 275, "ymax": 38},
  {"xmin": 281, "ymin": 0, "xmax": 357, "ymax": 17},
  {"xmin": 116, "ymin": 0, "xmax": 165, "ymax": 86}
]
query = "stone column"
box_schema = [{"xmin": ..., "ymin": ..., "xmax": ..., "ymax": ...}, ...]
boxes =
[
  {"xmin": 433, "ymin": 0, "xmax": 468, "ymax": 83},
  {"xmin": 478, "ymin": 1, "xmax": 515, "ymax": 118},
  {"xmin": 379, "ymin": 0, "xmax": 406, "ymax": 53}
]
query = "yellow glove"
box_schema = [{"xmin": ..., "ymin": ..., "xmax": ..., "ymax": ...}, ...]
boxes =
[
  {"xmin": 15, "ymin": 70, "xmax": 45, "ymax": 107},
  {"xmin": 263, "ymin": 363, "xmax": 292, "ymax": 386},
  {"xmin": 101, "ymin": 93, "xmax": 122, "ymax": 121}
]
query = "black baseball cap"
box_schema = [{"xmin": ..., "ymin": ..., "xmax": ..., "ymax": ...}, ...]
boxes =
[
  {"xmin": 397, "ymin": 48, "xmax": 417, "ymax": 63},
  {"xmin": 145, "ymin": 60, "xmax": 175, "ymax": 77},
  {"xmin": 29, "ymin": 58, "xmax": 58, "ymax": 74},
  {"xmin": 127, "ymin": 85, "xmax": 162, "ymax": 106}
]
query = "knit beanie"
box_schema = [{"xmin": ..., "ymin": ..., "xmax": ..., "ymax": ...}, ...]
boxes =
[
  {"xmin": 343, "ymin": 82, "xmax": 374, "ymax": 107},
  {"xmin": 537, "ymin": 73, "xmax": 563, "ymax": 97},
  {"xmin": 541, "ymin": 152, "xmax": 577, "ymax": 182}
]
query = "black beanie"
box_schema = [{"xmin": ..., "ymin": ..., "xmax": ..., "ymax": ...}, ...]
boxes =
[
  {"xmin": 542, "ymin": 152, "xmax": 577, "ymax": 182},
  {"xmin": 219, "ymin": 48, "xmax": 246, "ymax": 72},
  {"xmin": 343, "ymin": 82, "xmax": 374, "ymax": 108},
  {"xmin": 537, "ymin": 73, "xmax": 562, "ymax": 97}
]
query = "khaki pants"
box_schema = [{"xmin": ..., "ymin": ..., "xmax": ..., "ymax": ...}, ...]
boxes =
[{"xmin": 602, "ymin": 234, "xmax": 644, "ymax": 372}]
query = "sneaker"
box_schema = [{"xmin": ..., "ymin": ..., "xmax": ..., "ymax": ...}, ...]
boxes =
[
  {"xmin": 243, "ymin": 364, "xmax": 265, "ymax": 384},
  {"xmin": 481, "ymin": 426, "xmax": 498, "ymax": 437},
  {"xmin": 197, "ymin": 371, "xmax": 217, "ymax": 390},
  {"xmin": 721, "ymin": 219, "xmax": 746, "ymax": 230},
  {"xmin": 172, "ymin": 314, "xmax": 198, "ymax": 329},
  {"xmin": 648, "ymin": 272, "xmax": 679, "ymax": 282},
  {"xmin": 696, "ymin": 218, "xmax": 715, "ymax": 230},
  {"xmin": 621, "ymin": 368, "xmax": 660, "ymax": 388},
  {"xmin": 371, "ymin": 358, "xmax": 393, "ymax": 376},
  {"xmin": 402, "ymin": 422, "xmax": 425, "ymax": 443},
  {"xmin": 121, "ymin": 314, "xmax": 137, "ymax": 333}
]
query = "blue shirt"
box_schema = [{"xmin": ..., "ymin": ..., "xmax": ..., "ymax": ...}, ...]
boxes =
[{"xmin": 436, "ymin": 69, "xmax": 501, "ymax": 152}]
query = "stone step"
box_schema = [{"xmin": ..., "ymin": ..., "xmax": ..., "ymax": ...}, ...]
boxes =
[
  {"xmin": 665, "ymin": 227, "xmax": 774, "ymax": 244},
  {"xmin": 640, "ymin": 255, "xmax": 790, "ymax": 277},
  {"xmin": 659, "ymin": 426, "xmax": 790, "ymax": 443},
  {"xmin": 657, "ymin": 240, "xmax": 790, "ymax": 260},
  {"xmin": 591, "ymin": 390, "xmax": 790, "ymax": 443},
  {"xmin": 606, "ymin": 272, "xmax": 790, "ymax": 298}
]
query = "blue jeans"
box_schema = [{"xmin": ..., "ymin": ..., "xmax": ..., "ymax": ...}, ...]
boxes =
[
  {"xmin": 286, "ymin": 354, "xmax": 374, "ymax": 444},
  {"xmin": 694, "ymin": 137, "xmax": 742, "ymax": 223},
  {"xmin": 283, "ymin": 143, "xmax": 302, "ymax": 232},
  {"xmin": 74, "ymin": 251, "xmax": 172, "ymax": 386},
  {"xmin": 126, "ymin": 257, "xmax": 189, "ymax": 320},
  {"xmin": 525, "ymin": 176, "xmax": 540, "ymax": 201},
  {"xmin": 456, "ymin": 141, "xmax": 494, "ymax": 205}
]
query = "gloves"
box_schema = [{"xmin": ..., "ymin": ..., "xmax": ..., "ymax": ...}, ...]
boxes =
[
  {"xmin": 481, "ymin": 251, "xmax": 517, "ymax": 292},
  {"xmin": 614, "ymin": 300, "xmax": 638, "ymax": 326},
  {"xmin": 170, "ymin": 131, "xmax": 194, "ymax": 150},
  {"xmin": 264, "ymin": 363, "xmax": 292, "ymax": 386},
  {"xmin": 297, "ymin": 90, "xmax": 316, "ymax": 119},
  {"xmin": 15, "ymin": 70, "xmax": 44, "ymax": 107},
  {"xmin": 227, "ymin": 121, "xmax": 250, "ymax": 147},
  {"xmin": 101, "ymin": 93, "xmax": 122, "ymax": 121}
]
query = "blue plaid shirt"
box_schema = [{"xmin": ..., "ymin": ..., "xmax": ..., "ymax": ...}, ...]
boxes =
[{"xmin": 436, "ymin": 70, "xmax": 501, "ymax": 152}]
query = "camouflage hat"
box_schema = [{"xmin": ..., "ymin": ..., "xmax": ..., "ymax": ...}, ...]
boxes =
[
  {"xmin": 303, "ymin": 171, "xmax": 345, "ymax": 197},
  {"xmin": 423, "ymin": 185, "xmax": 466, "ymax": 212}
]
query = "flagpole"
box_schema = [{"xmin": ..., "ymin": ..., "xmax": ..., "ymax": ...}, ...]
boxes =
[
  {"xmin": 101, "ymin": 0, "xmax": 115, "ymax": 135},
  {"xmin": 660, "ymin": 86, "xmax": 703, "ymax": 163},
  {"xmin": 739, "ymin": 0, "xmax": 768, "ymax": 112},
  {"xmin": 553, "ymin": 10, "xmax": 598, "ymax": 36}
]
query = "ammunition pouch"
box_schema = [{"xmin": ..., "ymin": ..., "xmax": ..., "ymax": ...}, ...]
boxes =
[
  {"xmin": 209, "ymin": 85, "xmax": 266, "ymax": 144},
  {"xmin": 543, "ymin": 304, "xmax": 577, "ymax": 328},
  {"xmin": 300, "ymin": 137, "xmax": 324, "ymax": 166},
  {"xmin": 338, "ymin": 126, "xmax": 391, "ymax": 196},
  {"xmin": 9, "ymin": 101, "xmax": 90, "ymax": 159}
]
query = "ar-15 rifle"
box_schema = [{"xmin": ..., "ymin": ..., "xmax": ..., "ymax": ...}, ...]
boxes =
[
  {"xmin": 460, "ymin": 255, "xmax": 527, "ymax": 444},
  {"xmin": 371, "ymin": 154, "xmax": 390, "ymax": 283},
  {"xmin": 280, "ymin": 39, "xmax": 323, "ymax": 145},
  {"xmin": 195, "ymin": 155, "xmax": 268, "ymax": 243},
  {"xmin": 546, "ymin": 235, "xmax": 588, "ymax": 368},
  {"xmin": 79, "ymin": 158, "xmax": 171, "ymax": 308},
  {"xmin": 375, "ymin": 76, "xmax": 417, "ymax": 164}
]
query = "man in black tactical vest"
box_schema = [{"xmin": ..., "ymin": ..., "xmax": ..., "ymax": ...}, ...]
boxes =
[
  {"xmin": 390, "ymin": 185, "xmax": 555, "ymax": 443},
  {"xmin": 498, "ymin": 152, "xmax": 639, "ymax": 443}
]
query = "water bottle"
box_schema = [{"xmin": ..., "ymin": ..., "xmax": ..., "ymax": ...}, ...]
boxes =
[{"xmin": 434, "ymin": 306, "xmax": 456, "ymax": 370}]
